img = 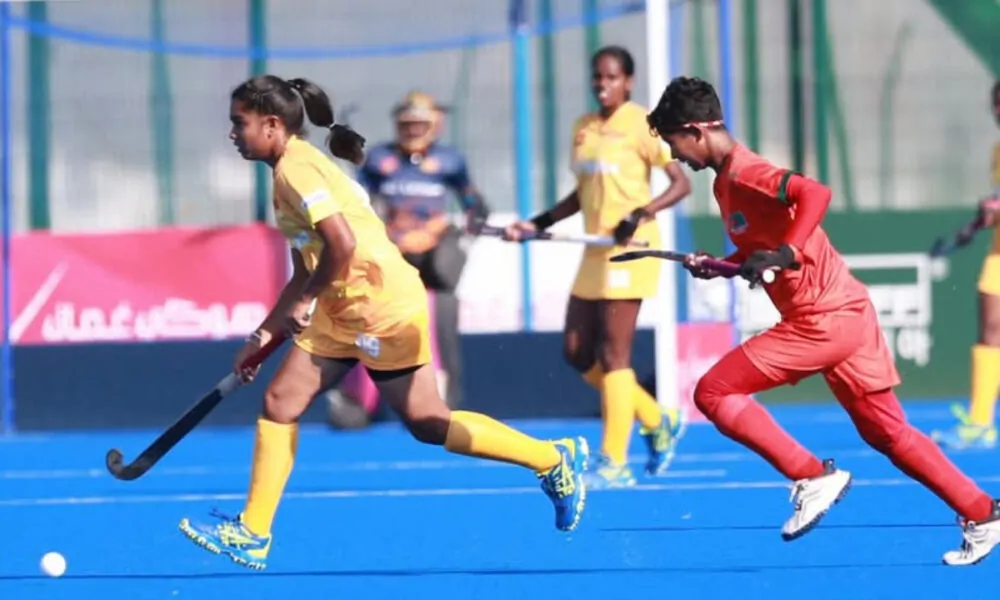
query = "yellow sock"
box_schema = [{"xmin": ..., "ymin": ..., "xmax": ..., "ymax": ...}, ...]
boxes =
[
  {"xmin": 582, "ymin": 364, "xmax": 603, "ymax": 389},
  {"xmin": 583, "ymin": 364, "xmax": 661, "ymax": 429},
  {"xmin": 969, "ymin": 345, "xmax": 1000, "ymax": 426},
  {"xmin": 633, "ymin": 383, "xmax": 664, "ymax": 431},
  {"xmin": 601, "ymin": 369, "xmax": 636, "ymax": 465},
  {"xmin": 242, "ymin": 418, "xmax": 298, "ymax": 535},
  {"xmin": 444, "ymin": 410, "xmax": 562, "ymax": 472}
]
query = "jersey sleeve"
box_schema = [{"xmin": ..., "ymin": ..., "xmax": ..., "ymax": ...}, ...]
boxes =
[
  {"xmin": 278, "ymin": 160, "xmax": 339, "ymax": 226},
  {"xmin": 355, "ymin": 151, "xmax": 381, "ymax": 193},
  {"xmin": 641, "ymin": 130, "xmax": 674, "ymax": 169},
  {"xmin": 443, "ymin": 152, "xmax": 473, "ymax": 193},
  {"xmin": 734, "ymin": 161, "xmax": 797, "ymax": 205},
  {"xmin": 568, "ymin": 116, "xmax": 587, "ymax": 171}
]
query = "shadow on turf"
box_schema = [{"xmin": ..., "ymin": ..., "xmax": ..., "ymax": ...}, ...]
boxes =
[
  {"xmin": 602, "ymin": 523, "xmax": 955, "ymax": 533},
  {"xmin": 0, "ymin": 562, "xmax": 946, "ymax": 581}
]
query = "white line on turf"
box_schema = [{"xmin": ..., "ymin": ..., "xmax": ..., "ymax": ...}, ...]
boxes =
[
  {"xmin": 0, "ymin": 464, "xmax": 725, "ymax": 480},
  {"xmin": 0, "ymin": 404, "xmax": 960, "ymax": 448},
  {"xmin": 4, "ymin": 474, "xmax": 1000, "ymax": 508},
  {"xmin": 2, "ymin": 442, "xmax": 994, "ymax": 480}
]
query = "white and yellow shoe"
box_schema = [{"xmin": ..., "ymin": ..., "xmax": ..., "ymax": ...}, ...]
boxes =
[
  {"xmin": 641, "ymin": 406, "xmax": 687, "ymax": 476},
  {"xmin": 930, "ymin": 404, "xmax": 997, "ymax": 450}
]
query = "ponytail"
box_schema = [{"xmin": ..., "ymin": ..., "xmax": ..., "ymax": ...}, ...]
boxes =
[
  {"xmin": 287, "ymin": 77, "xmax": 366, "ymax": 165},
  {"xmin": 328, "ymin": 124, "xmax": 366, "ymax": 165}
]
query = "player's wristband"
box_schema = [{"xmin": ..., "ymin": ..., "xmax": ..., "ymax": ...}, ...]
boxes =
[
  {"xmin": 246, "ymin": 331, "xmax": 265, "ymax": 345},
  {"xmin": 463, "ymin": 194, "xmax": 487, "ymax": 214},
  {"xmin": 530, "ymin": 212, "xmax": 556, "ymax": 231}
]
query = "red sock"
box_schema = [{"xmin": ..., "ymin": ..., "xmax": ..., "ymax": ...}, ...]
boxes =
[
  {"xmin": 694, "ymin": 348, "xmax": 825, "ymax": 481},
  {"xmin": 840, "ymin": 387, "xmax": 994, "ymax": 522}
]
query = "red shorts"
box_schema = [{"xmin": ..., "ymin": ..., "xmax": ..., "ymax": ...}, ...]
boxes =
[{"xmin": 742, "ymin": 300, "xmax": 901, "ymax": 396}]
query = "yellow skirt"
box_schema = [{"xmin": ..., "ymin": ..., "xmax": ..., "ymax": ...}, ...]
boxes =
[
  {"xmin": 295, "ymin": 303, "xmax": 433, "ymax": 371},
  {"xmin": 978, "ymin": 253, "xmax": 1000, "ymax": 297},
  {"xmin": 570, "ymin": 221, "xmax": 661, "ymax": 300}
]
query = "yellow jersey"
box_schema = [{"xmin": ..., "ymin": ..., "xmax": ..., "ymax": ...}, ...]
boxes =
[
  {"xmin": 273, "ymin": 137, "xmax": 426, "ymax": 338},
  {"xmin": 570, "ymin": 101, "xmax": 674, "ymax": 235},
  {"xmin": 568, "ymin": 101, "xmax": 674, "ymax": 300},
  {"xmin": 992, "ymin": 142, "xmax": 1000, "ymax": 253}
]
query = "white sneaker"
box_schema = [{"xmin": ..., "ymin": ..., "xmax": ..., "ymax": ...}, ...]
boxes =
[
  {"xmin": 943, "ymin": 502, "xmax": 1000, "ymax": 566},
  {"xmin": 781, "ymin": 459, "xmax": 852, "ymax": 541}
]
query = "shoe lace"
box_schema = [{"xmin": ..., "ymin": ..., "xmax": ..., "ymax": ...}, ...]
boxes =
[
  {"xmin": 650, "ymin": 425, "xmax": 671, "ymax": 453},
  {"xmin": 542, "ymin": 459, "xmax": 576, "ymax": 498},
  {"xmin": 950, "ymin": 404, "xmax": 973, "ymax": 426},
  {"xmin": 207, "ymin": 508, "xmax": 252, "ymax": 545},
  {"xmin": 209, "ymin": 508, "xmax": 239, "ymax": 522},
  {"xmin": 789, "ymin": 481, "xmax": 809, "ymax": 511},
  {"xmin": 951, "ymin": 519, "xmax": 983, "ymax": 558}
]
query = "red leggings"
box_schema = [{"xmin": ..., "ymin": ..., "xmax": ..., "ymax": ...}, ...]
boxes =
[{"xmin": 694, "ymin": 347, "xmax": 993, "ymax": 522}]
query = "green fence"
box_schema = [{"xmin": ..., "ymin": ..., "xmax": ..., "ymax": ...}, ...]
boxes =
[{"xmin": 4, "ymin": 1, "xmax": 999, "ymax": 232}]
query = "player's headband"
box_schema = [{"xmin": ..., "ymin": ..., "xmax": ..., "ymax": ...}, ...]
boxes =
[{"xmin": 648, "ymin": 118, "xmax": 725, "ymax": 137}]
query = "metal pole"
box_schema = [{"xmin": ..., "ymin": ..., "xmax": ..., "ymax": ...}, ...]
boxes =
[
  {"xmin": 151, "ymin": 0, "xmax": 176, "ymax": 225},
  {"xmin": 27, "ymin": 1, "xmax": 50, "ymax": 230},
  {"xmin": 647, "ymin": 0, "xmax": 679, "ymax": 409},
  {"xmin": 811, "ymin": 0, "xmax": 830, "ymax": 184},
  {"xmin": 742, "ymin": 0, "xmax": 761, "ymax": 151},
  {"xmin": 718, "ymin": 0, "xmax": 741, "ymax": 342},
  {"xmin": 1, "ymin": 1, "xmax": 16, "ymax": 434},
  {"xmin": 583, "ymin": 0, "xmax": 601, "ymax": 112},
  {"xmin": 510, "ymin": 0, "xmax": 536, "ymax": 330},
  {"xmin": 249, "ymin": 0, "xmax": 268, "ymax": 222},
  {"xmin": 539, "ymin": 0, "xmax": 558, "ymax": 210},
  {"xmin": 788, "ymin": 0, "xmax": 806, "ymax": 174}
]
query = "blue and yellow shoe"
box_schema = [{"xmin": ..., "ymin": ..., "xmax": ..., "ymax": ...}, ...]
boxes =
[
  {"xmin": 642, "ymin": 406, "xmax": 688, "ymax": 476},
  {"xmin": 538, "ymin": 437, "xmax": 589, "ymax": 531},
  {"xmin": 179, "ymin": 509, "xmax": 271, "ymax": 570},
  {"xmin": 931, "ymin": 404, "xmax": 998, "ymax": 450},
  {"xmin": 582, "ymin": 453, "xmax": 638, "ymax": 489}
]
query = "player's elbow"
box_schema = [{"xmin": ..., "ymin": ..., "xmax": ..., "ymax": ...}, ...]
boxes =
[
  {"xmin": 666, "ymin": 162, "xmax": 692, "ymax": 195},
  {"xmin": 319, "ymin": 217, "xmax": 357, "ymax": 264},
  {"xmin": 789, "ymin": 175, "xmax": 832, "ymax": 209},
  {"xmin": 332, "ymin": 235, "xmax": 357, "ymax": 263},
  {"xmin": 814, "ymin": 186, "xmax": 833, "ymax": 210}
]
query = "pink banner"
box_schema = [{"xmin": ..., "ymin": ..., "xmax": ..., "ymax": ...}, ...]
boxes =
[
  {"xmin": 2, "ymin": 224, "xmax": 287, "ymax": 345},
  {"xmin": 676, "ymin": 322, "xmax": 736, "ymax": 423}
]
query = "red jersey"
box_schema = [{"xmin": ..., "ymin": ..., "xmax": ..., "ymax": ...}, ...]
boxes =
[{"xmin": 713, "ymin": 144, "xmax": 869, "ymax": 318}]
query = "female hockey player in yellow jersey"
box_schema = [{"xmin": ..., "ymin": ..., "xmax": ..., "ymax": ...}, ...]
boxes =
[
  {"xmin": 932, "ymin": 81, "xmax": 1000, "ymax": 450},
  {"xmin": 505, "ymin": 46, "xmax": 691, "ymax": 488},
  {"xmin": 178, "ymin": 75, "xmax": 589, "ymax": 570}
]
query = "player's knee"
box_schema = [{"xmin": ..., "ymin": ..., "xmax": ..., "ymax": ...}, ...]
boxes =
[
  {"xmin": 562, "ymin": 341, "xmax": 594, "ymax": 374},
  {"xmin": 398, "ymin": 397, "xmax": 451, "ymax": 445},
  {"xmin": 693, "ymin": 375, "xmax": 722, "ymax": 416},
  {"xmin": 597, "ymin": 342, "xmax": 631, "ymax": 372},
  {"xmin": 694, "ymin": 379, "xmax": 751, "ymax": 425},
  {"xmin": 981, "ymin": 317, "xmax": 1000, "ymax": 346},
  {"xmin": 261, "ymin": 387, "xmax": 301, "ymax": 425},
  {"xmin": 856, "ymin": 418, "xmax": 907, "ymax": 455},
  {"xmin": 405, "ymin": 414, "xmax": 450, "ymax": 445}
]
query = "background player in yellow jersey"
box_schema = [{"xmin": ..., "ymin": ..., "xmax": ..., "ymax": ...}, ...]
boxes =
[
  {"xmin": 504, "ymin": 46, "xmax": 691, "ymax": 488},
  {"xmin": 932, "ymin": 80, "xmax": 1000, "ymax": 449},
  {"xmin": 178, "ymin": 75, "xmax": 589, "ymax": 570}
]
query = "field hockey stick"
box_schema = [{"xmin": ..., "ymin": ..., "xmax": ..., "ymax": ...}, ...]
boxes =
[
  {"xmin": 478, "ymin": 224, "xmax": 650, "ymax": 248},
  {"xmin": 611, "ymin": 250, "xmax": 801, "ymax": 285},
  {"xmin": 105, "ymin": 298, "xmax": 319, "ymax": 481},
  {"xmin": 929, "ymin": 214, "xmax": 986, "ymax": 258}
]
